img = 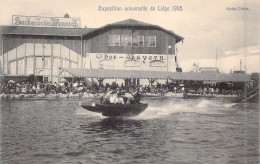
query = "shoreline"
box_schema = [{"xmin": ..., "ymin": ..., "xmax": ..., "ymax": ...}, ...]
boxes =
[{"xmin": 0, "ymin": 92, "xmax": 239, "ymax": 100}]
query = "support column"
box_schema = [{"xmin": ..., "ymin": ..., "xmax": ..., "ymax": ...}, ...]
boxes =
[
  {"xmin": 96, "ymin": 78, "xmax": 105, "ymax": 87},
  {"xmin": 69, "ymin": 40, "xmax": 71, "ymax": 68},
  {"xmin": 33, "ymin": 43, "xmax": 36, "ymax": 75},
  {"xmin": 7, "ymin": 51, "xmax": 9, "ymax": 74},
  {"xmin": 148, "ymin": 78, "xmax": 155, "ymax": 87},
  {"xmin": 24, "ymin": 43, "xmax": 27, "ymax": 75},
  {"xmin": 59, "ymin": 42, "xmax": 62, "ymax": 79},
  {"xmin": 77, "ymin": 40, "xmax": 79, "ymax": 68},
  {"xmin": 124, "ymin": 79, "xmax": 128, "ymax": 87},
  {"xmin": 58, "ymin": 68, "xmax": 63, "ymax": 83},
  {"xmin": 1, "ymin": 35, "xmax": 4, "ymax": 75},
  {"xmin": 42, "ymin": 44, "xmax": 45, "ymax": 69},
  {"xmin": 15, "ymin": 41, "xmax": 18, "ymax": 75},
  {"xmin": 81, "ymin": 40, "xmax": 84, "ymax": 68},
  {"xmin": 51, "ymin": 43, "xmax": 54, "ymax": 82}
]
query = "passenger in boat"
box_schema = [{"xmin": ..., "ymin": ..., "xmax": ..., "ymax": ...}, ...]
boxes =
[
  {"xmin": 115, "ymin": 87, "xmax": 124, "ymax": 104},
  {"xmin": 131, "ymin": 89, "xmax": 141, "ymax": 104},
  {"xmin": 123, "ymin": 93, "xmax": 132, "ymax": 104},
  {"xmin": 100, "ymin": 87, "xmax": 113, "ymax": 104},
  {"xmin": 109, "ymin": 94, "xmax": 116, "ymax": 103},
  {"xmin": 122, "ymin": 96, "xmax": 128, "ymax": 104},
  {"xmin": 109, "ymin": 88, "xmax": 124, "ymax": 104}
]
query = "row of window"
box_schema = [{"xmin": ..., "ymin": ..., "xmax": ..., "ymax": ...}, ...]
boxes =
[
  {"xmin": 4, "ymin": 43, "xmax": 80, "ymax": 63},
  {"xmin": 108, "ymin": 35, "xmax": 156, "ymax": 47},
  {"xmin": 5, "ymin": 56, "xmax": 86, "ymax": 75}
]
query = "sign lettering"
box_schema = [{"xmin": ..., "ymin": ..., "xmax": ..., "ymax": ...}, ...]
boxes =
[
  {"xmin": 12, "ymin": 15, "xmax": 81, "ymax": 28},
  {"xmin": 96, "ymin": 53, "xmax": 166, "ymax": 64}
]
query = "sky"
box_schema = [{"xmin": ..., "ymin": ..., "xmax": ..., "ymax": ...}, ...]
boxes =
[{"xmin": 0, "ymin": 0, "xmax": 259, "ymax": 73}]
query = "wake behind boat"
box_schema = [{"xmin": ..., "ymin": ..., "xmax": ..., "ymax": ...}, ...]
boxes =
[{"xmin": 79, "ymin": 102, "xmax": 148, "ymax": 117}]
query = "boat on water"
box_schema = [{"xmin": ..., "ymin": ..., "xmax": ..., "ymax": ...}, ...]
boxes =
[{"xmin": 79, "ymin": 102, "xmax": 148, "ymax": 117}]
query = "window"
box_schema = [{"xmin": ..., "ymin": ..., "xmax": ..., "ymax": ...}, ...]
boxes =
[
  {"xmin": 61, "ymin": 45, "xmax": 69, "ymax": 59},
  {"xmin": 35, "ymin": 57, "xmax": 43, "ymax": 68},
  {"xmin": 17, "ymin": 59, "xmax": 25, "ymax": 74},
  {"xmin": 35, "ymin": 44, "xmax": 43, "ymax": 56},
  {"xmin": 9, "ymin": 61, "xmax": 16, "ymax": 74},
  {"xmin": 120, "ymin": 35, "xmax": 132, "ymax": 46},
  {"xmin": 108, "ymin": 35, "xmax": 120, "ymax": 46},
  {"xmin": 17, "ymin": 44, "xmax": 25, "ymax": 59},
  {"xmin": 43, "ymin": 44, "xmax": 51, "ymax": 56},
  {"xmin": 26, "ymin": 57, "xmax": 33, "ymax": 75},
  {"xmin": 53, "ymin": 44, "xmax": 61, "ymax": 57},
  {"xmin": 144, "ymin": 36, "xmax": 156, "ymax": 47},
  {"xmin": 53, "ymin": 58, "xmax": 60, "ymax": 75},
  {"xmin": 133, "ymin": 35, "xmax": 144, "ymax": 46},
  {"xmin": 25, "ymin": 43, "xmax": 34, "ymax": 56},
  {"xmin": 44, "ymin": 57, "xmax": 51, "ymax": 68},
  {"xmin": 108, "ymin": 35, "xmax": 156, "ymax": 47}
]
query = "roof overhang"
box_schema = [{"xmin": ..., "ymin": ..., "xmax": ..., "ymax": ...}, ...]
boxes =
[
  {"xmin": 82, "ymin": 19, "xmax": 184, "ymax": 43},
  {"xmin": 60, "ymin": 68, "xmax": 171, "ymax": 79},
  {"xmin": 59, "ymin": 68, "xmax": 251, "ymax": 82},
  {"xmin": 168, "ymin": 72, "xmax": 251, "ymax": 82}
]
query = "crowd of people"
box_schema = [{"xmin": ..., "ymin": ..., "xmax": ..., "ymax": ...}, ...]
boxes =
[{"xmin": 0, "ymin": 78, "xmax": 257, "ymax": 100}]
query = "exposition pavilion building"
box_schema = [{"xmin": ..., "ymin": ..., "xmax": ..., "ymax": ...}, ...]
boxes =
[{"xmin": 0, "ymin": 15, "xmax": 184, "ymax": 84}]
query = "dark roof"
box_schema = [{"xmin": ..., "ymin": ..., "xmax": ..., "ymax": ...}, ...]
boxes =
[
  {"xmin": 168, "ymin": 72, "xmax": 251, "ymax": 82},
  {"xmin": 82, "ymin": 19, "xmax": 184, "ymax": 43},
  {"xmin": 60, "ymin": 68, "xmax": 251, "ymax": 82},
  {"xmin": 111, "ymin": 19, "xmax": 154, "ymax": 27},
  {"xmin": 0, "ymin": 25, "xmax": 95, "ymax": 37},
  {"xmin": 0, "ymin": 19, "xmax": 184, "ymax": 42}
]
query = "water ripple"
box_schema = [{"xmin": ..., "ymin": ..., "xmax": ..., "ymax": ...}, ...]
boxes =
[{"xmin": 0, "ymin": 98, "xmax": 259, "ymax": 163}]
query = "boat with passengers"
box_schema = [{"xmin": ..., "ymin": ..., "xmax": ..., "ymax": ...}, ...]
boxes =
[{"xmin": 80, "ymin": 88, "xmax": 148, "ymax": 117}]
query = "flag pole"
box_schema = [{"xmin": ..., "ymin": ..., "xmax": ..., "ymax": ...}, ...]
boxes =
[{"xmin": 216, "ymin": 47, "xmax": 218, "ymax": 68}]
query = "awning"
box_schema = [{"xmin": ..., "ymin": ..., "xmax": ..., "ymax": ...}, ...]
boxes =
[
  {"xmin": 60, "ymin": 68, "xmax": 251, "ymax": 82},
  {"xmin": 59, "ymin": 68, "xmax": 171, "ymax": 79},
  {"xmin": 168, "ymin": 72, "xmax": 251, "ymax": 82}
]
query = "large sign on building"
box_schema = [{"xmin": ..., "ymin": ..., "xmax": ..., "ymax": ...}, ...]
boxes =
[
  {"xmin": 86, "ymin": 53, "xmax": 177, "ymax": 72},
  {"xmin": 12, "ymin": 15, "xmax": 81, "ymax": 28}
]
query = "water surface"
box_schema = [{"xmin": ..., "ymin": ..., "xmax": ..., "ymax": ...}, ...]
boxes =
[{"xmin": 0, "ymin": 97, "xmax": 259, "ymax": 163}]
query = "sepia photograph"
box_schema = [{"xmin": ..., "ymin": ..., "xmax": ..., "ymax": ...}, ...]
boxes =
[{"xmin": 0, "ymin": 0, "xmax": 259, "ymax": 163}]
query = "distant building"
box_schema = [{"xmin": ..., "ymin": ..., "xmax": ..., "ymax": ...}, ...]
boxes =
[
  {"xmin": 191, "ymin": 63, "xmax": 199, "ymax": 72},
  {"xmin": 233, "ymin": 70, "xmax": 246, "ymax": 74},
  {"xmin": 190, "ymin": 63, "xmax": 219, "ymax": 73},
  {"xmin": 199, "ymin": 67, "xmax": 219, "ymax": 73}
]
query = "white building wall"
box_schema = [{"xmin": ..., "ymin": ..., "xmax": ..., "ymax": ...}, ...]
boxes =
[
  {"xmin": 87, "ymin": 53, "xmax": 177, "ymax": 72},
  {"xmin": 3, "ymin": 43, "xmax": 85, "ymax": 82}
]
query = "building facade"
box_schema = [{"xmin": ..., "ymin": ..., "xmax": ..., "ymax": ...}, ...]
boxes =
[{"xmin": 0, "ymin": 17, "xmax": 183, "ymax": 82}]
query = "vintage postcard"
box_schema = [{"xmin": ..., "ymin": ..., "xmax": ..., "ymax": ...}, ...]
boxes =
[{"xmin": 0, "ymin": 0, "xmax": 259, "ymax": 163}]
